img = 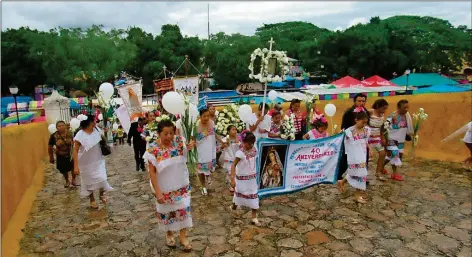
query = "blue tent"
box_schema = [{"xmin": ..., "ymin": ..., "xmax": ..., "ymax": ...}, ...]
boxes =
[
  {"xmin": 391, "ymin": 73, "xmax": 458, "ymax": 87},
  {"xmin": 412, "ymin": 84, "xmax": 470, "ymax": 94},
  {"xmin": 1, "ymin": 96, "xmax": 33, "ymax": 115}
]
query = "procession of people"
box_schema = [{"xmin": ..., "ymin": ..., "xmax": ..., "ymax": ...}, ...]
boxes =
[{"xmin": 47, "ymin": 93, "xmax": 471, "ymax": 253}]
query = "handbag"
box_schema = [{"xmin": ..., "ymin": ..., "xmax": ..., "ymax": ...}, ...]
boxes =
[
  {"xmin": 405, "ymin": 134, "xmax": 412, "ymax": 141},
  {"xmin": 96, "ymin": 128, "xmax": 111, "ymax": 156}
]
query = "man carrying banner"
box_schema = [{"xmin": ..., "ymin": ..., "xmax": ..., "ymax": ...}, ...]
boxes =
[{"xmin": 337, "ymin": 93, "xmax": 370, "ymax": 181}]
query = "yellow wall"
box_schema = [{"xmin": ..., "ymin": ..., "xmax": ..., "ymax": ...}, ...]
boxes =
[
  {"xmin": 218, "ymin": 92, "xmax": 471, "ymax": 162},
  {"xmin": 1, "ymin": 122, "xmax": 49, "ymax": 235}
]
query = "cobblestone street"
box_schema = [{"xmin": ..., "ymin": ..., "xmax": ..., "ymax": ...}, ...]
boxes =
[{"xmin": 19, "ymin": 144, "xmax": 472, "ymax": 257}]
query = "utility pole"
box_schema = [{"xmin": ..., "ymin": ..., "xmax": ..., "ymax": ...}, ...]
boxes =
[{"xmin": 207, "ymin": 4, "xmax": 210, "ymax": 40}]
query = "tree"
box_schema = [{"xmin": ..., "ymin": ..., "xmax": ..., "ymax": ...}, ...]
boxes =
[{"xmin": 1, "ymin": 27, "xmax": 46, "ymax": 95}]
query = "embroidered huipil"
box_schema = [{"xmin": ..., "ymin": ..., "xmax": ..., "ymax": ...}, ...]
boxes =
[
  {"xmin": 270, "ymin": 121, "xmax": 282, "ymax": 138},
  {"xmin": 307, "ymin": 128, "xmax": 329, "ymax": 140},
  {"xmin": 143, "ymin": 135, "xmax": 193, "ymax": 232},
  {"xmin": 344, "ymin": 126, "xmax": 370, "ymax": 190},
  {"xmin": 386, "ymin": 114, "xmax": 408, "ymax": 166},
  {"xmin": 233, "ymin": 147, "xmax": 259, "ymax": 210},
  {"xmin": 222, "ymin": 137, "xmax": 240, "ymax": 173},
  {"xmin": 368, "ymin": 114, "xmax": 384, "ymax": 151},
  {"xmin": 288, "ymin": 109, "xmax": 303, "ymax": 134},
  {"xmin": 196, "ymin": 121, "xmax": 216, "ymax": 175}
]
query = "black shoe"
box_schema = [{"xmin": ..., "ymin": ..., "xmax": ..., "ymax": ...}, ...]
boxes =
[{"xmin": 136, "ymin": 164, "xmax": 140, "ymax": 171}]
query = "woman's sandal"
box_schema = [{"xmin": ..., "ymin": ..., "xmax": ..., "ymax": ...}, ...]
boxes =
[
  {"xmin": 251, "ymin": 218, "xmax": 261, "ymax": 227},
  {"xmin": 64, "ymin": 182, "xmax": 70, "ymax": 188},
  {"xmin": 337, "ymin": 180, "xmax": 346, "ymax": 193},
  {"xmin": 99, "ymin": 195, "xmax": 108, "ymax": 205},
  {"xmin": 90, "ymin": 201, "xmax": 99, "ymax": 209},
  {"xmin": 166, "ymin": 236, "xmax": 176, "ymax": 248},
  {"xmin": 180, "ymin": 240, "xmax": 192, "ymax": 252},
  {"xmin": 376, "ymin": 173, "xmax": 387, "ymax": 181},
  {"xmin": 355, "ymin": 195, "xmax": 368, "ymax": 204}
]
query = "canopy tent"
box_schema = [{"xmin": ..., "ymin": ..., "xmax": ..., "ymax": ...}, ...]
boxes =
[
  {"xmin": 412, "ymin": 84, "xmax": 470, "ymax": 94},
  {"xmin": 267, "ymin": 81, "xmax": 290, "ymax": 88},
  {"xmin": 331, "ymin": 76, "xmax": 363, "ymax": 88},
  {"xmin": 362, "ymin": 75, "xmax": 400, "ymax": 87},
  {"xmin": 390, "ymin": 73, "xmax": 458, "ymax": 87}
]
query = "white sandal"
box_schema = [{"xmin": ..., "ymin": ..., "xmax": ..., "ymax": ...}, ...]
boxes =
[
  {"xmin": 201, "ymin": 188, "xmax": 208, "ymax": 195},
  {"xmin": 251, "ymin": 218, "xmax": 261, "ymax": 226}
]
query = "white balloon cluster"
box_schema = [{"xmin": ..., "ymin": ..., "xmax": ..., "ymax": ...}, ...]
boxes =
[{"xmin": 268, "ymin": 90, "xmax": 278, "ymax": 101}]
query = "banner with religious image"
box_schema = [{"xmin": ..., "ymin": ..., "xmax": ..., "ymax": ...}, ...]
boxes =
[
  {"xmin": 173, "ymin": 76, "xmax": 199, "ymax": 104},
  {"xmin": 116, "ymin": 82, "xmax": 143, "ymax": 122},
  {"xmin": 256, "ymin": 133, "xmax": 344, "ymax": 198}
]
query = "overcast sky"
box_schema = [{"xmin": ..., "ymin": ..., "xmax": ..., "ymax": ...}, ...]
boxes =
[{"xmin": 2, "ymin": 1, "xmax": 471, "ymax": 37}]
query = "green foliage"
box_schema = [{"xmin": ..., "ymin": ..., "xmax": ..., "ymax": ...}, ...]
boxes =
[{"xmin": 1, "ymin": 16, "xmax": 470, "ymax": 96}]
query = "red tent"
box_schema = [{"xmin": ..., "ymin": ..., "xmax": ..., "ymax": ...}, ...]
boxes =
[
  {"xmin": 361, "ymin": 75, "xmax": 399, "ymax": 87},
  {"xmin": 331, "ymin": 76, "xmax": 363, "ymax": 88}
]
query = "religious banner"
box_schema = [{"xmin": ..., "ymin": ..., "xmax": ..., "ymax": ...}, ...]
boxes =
[
  {"xmin": 115, "ymin": 105, "xmax": 131, "ymax": 134},
  {"xmin": 256, "ymin": 133, "xmax": 344, "ymax": 198},
  {"xmin": 173, "ymin": 76, "xmax": 199, "ymax": 104},
  {"xmin": 154, "ymin": 78, "xmax": 174, "ymax": 108},
  {"xmin": 116, "ymin": 82, "xmax": 143, "ymax": 122}
]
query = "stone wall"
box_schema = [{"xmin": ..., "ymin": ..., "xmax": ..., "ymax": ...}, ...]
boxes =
[{"xmin": 1, "ymin": 122, "xmax": 49, "ymax": 234}]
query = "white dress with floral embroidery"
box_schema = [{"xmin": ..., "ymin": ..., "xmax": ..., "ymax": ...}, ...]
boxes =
[
  {"xmin": 196, "ymin": 121, "xmax": 216, "ymax": 176},
  {"xmin": 344, "ymin": 126, "xmax": 370, "ymax": 190},
  {"xmin": 233, "ymin": 148, "xmax": 259, "ymax": 209},
  {"xmin": 143, "ymin": 135, "xmax": 193, "ymax": 232},
  {"xmin": 74, "ymin": 128, "xmax": 113, "ymax": 197}
]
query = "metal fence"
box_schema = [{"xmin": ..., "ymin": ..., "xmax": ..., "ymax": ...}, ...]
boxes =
[{"xmin": 58, "ymin": 106, "xmax": 93, "ymax": 123}]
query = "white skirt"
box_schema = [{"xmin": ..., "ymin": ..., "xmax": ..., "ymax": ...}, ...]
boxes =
[
  {"xmin": 233, "ymin": 173, "xmax": 259, "ymax": 209},
  {"xmin": 345, "ymin": 163, "xmax": 367, "ymax": 191}
]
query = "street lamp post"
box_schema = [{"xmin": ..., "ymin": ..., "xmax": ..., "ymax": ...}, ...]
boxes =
[
  {"xmin": 9, "ymin": 85, "xmax": 20, "ymax": 125},
  {"xmin": 405, "ymin": 69, "xmax": 411, "ymax": 91}
]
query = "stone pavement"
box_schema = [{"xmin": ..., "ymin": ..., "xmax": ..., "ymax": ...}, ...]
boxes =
[{"xmin": 19, "ymin": 145, "xmax": 472, "ymax": 257}]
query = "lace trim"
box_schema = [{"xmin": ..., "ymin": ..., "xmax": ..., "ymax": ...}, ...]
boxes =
[{"xmin": 235, "ymin": 192, "xmax": 258, "ymax": 199}]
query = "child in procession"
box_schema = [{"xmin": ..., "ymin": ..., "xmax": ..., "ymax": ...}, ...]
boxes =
[
  {"xmin": 337, "ymin": 111, "xmax": 370, "ymax": 203},
  {"xmin": 268, "ymin": 110, "xmax": 283, "ymax": 139},
  {"xmin": 303, "ymin": 114, "xmax": 329, "ymax": 140},
  {"xmin": 117, "ymin": 125, "xmax": 125, "ymax": 145},
  {"xmin": 221, "ymin": 125, "xmax": 240, "ymax": 192},
  {"xmin": 196, "ymin": 108, "xmax": 224, "ymax": 195},
  {"xmin": 248, "ymin": 103, "xmax": 271, "ymax": 140},
  {"xmin": 230, "ymin": 131, "xmax": 261, "ymax": 226}
]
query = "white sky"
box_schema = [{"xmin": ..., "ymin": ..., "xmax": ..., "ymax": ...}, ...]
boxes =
[{"xmin": 2, "ymin": 1, "xmax": 471, "ymax": 37}]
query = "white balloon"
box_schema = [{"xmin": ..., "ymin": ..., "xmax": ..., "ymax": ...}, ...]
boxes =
[
  {"xmin": 48, "ymin": 124, "xmax": 57, "ymax": 134},
  {"xmin": 112, "ymin": 123, "xmax": 119, "ymax": 130},
  {"xmin": 162, "ymin": 92, "xmax": 185, "ymax": 115},
  {"xmin": 99, "ymin": 82, "xmax": 114, "ymax": 100},
  {"xmin": 324, "ymin": 104, "xmax": 337, "ymax": 117},
  {"xmin": 70, "ymin": 118, "xmax": 80, "ymax": 130},
  {"xmin": 189, "ymin": 103, "xmax": 199, "ymax": 122},
  {"xmin": 98, "ymin": 113, "xmax": 103, "ymax": 120},
  {"xmin": 238, "ymin": 104, "xmax": 252, "ymax": 121},
  {"xmin": 268, "ymin": 90, "xmax": 278, "ymax": 101}
]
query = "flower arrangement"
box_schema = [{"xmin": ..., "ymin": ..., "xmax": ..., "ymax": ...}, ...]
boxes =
[
  {"xmin": 248, "ymin": 47, "xmax": 289, "ymax": 83},
  {"xmin": 142, "ymin": 114, "xmax": 173, "ymax": 143},
  {"xmin": 215, "ymin": 104, "xmax": 245, "ymax": 136},
  {"xmin": 303, "ymin": 94, "xmax": 319, "ymax": 130},
  {"xmin": 280, "ymin": 114, "xmax": 296, "ymax": 140},
  {"xmin": 411, "ymin": 108, "xmax": 428, "ymax": 147},
  {"xmin": 179, "ymin": 95, "xmax": 199, "ymax": 175}
]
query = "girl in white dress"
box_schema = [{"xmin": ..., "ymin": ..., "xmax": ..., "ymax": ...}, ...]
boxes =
[
  {"xmin": 230, "ymin": 131, "xmax": 261, "ymax": 226},
  {"xmin": 337, "ymin": 112, "xmax": 370, "ymax": 203},
  {"xmin": 73, "ymin": 115, "xmax": 113, "ymax": 209},
  {"xmin": 196, "ymin": 108, "xmax": 223, "ymax": 195},
  {"xmin": 221, "ymin": 125, "xmax": 240, "ymax": 192},
  {"xmin": 143, "ymin": 120, "xmax": 196, "ymax": 252}
]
